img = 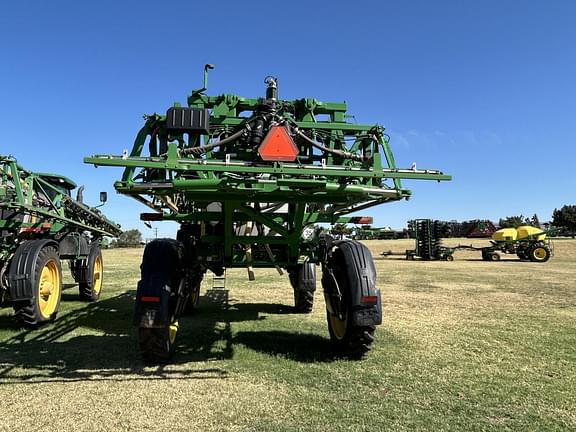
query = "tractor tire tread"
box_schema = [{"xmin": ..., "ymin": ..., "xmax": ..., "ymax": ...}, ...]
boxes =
[
  {"xmin": 291, "ymin": 263, "xmax": 316, "ymax": 313},
  {"xmin": 139, "ymin": 328, "xmax": 173, "ymax": 363},
  {"xmin": 136, "ymin": 239, "xmax": 183, "ymax": 363},
  {"xmin": 347, "ymin": 327, "xmax": 375, "ymax": 358},
  {"xmin": 79, "ymin": 245, "xmax": 103, "ymax": 302},
  {"xmin": 325, "ymin": 240, "xmax": 379, "ymax": 358},
  {"xmin": 13, "ymin": 245, "xmax": 61, "ymax": 327}
]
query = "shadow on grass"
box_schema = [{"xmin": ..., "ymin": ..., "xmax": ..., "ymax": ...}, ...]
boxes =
[
  {"xmin": 181, "ymin": 290, "xmax": 337, "ymax": 363},
  {"xmin": 234, "ymin": 330, "xmax": 337, "ymax": 363},
  {"xmin": 0, "ymin": 314, "xmax": 18, "ymax": 330},
  {"xmin": 459, "ymin": 258, "xmax": 527, "ymax": 263},
  {"xmin": 0, "ymin": 291, "xmax": 228, "ymax": 384},
  {"xmin": 0, "ymin": 289, "xmax": 337, "ymax": 383}
]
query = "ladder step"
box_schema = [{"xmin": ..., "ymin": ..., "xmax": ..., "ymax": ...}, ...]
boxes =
[{"xmin": 212, "ymin": 271, "xmax": 226, "ymax": 289}]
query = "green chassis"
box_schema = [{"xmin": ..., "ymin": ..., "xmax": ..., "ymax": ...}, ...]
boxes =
[
  {"xmin": 0, "ymin": 156, "xmax": 121, "ymax": 262},
  {"xmin": 85, "ymin": 76, "xmax": 451, "ymax": 271}
]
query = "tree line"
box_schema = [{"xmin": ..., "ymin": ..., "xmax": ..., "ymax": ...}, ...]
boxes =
[
  {"xmin": 345, "ymin": 204, "xmax": 576, "ymax": 240},
  {"xmin": 105, "ymin": 204, "xmax": 576, "ymax": 245}
]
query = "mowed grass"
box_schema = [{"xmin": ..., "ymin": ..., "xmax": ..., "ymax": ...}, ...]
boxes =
[{"xmin": 0, "ymin": 239, "xmax": 575, "ymax": 431}]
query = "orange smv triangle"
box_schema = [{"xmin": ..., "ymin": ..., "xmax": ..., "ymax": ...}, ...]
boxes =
[{"xmin": 258, "ymin": 125, "xmax": 299, "ymax": 162}]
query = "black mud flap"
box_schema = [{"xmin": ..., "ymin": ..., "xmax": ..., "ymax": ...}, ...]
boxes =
[
  {"xmin": 352, "ymin": 290, "xmax": 382, "ymax": 327},
  {"xmin": 324, "ymin": 240, "xmax": 383, "ymax": 327},
  {"xmin": 133, "ymin": 238, "xmax": 184, "ymax": 328},
  {"xmin": 134, "ymin": 273, "xmax": 172, "ymax": 328}
]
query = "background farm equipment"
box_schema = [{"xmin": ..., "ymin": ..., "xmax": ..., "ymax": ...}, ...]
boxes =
[
  {"xmin": 352, "ymin": 225, "xmax": 408, "ymax": 240},
  {"xmin": 0, "ymin": 156, "xmax": 122, "ymax": 326},
  {"xmin": 381, "ymin": 219, "xmax": 455, "ymax": 261},
  {"xmin": 85, "ymin": 65, "xmax": 451, "ymax": 361},
  {"xmin": 477, "ymin": 226, "xmax": 553, "ymax": 262},
  {"xmin": 444, "ymin": 219, "xmax": 497, "ymax": 238}
]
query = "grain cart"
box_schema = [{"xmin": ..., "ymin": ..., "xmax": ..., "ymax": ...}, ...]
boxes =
[
  {"xmin": 0, "ymin": 156, "xmax": 122, "ymax": 326},
  {"xmin": 85, "ymin": 66, "xmax": 451, "ymax": 361},
  {"xmin": 480, "ymin": 226, "xmax": 553, "ymax": 262}
]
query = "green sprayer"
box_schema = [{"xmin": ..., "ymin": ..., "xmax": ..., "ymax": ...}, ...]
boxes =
[
  {"xmin": 85, "ymin": 66, "xmax": 451, "ymax": 361},
  {"xmin": 0, "ymin": 156, "xmax": 122, "ymax": 325}
]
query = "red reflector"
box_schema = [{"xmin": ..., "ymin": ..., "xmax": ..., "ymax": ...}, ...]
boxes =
[
  {"xmin": 351, "ymin": 216, "xmax": 373, "ymax": 225},
  {"xmin": 20, "ymin": 228, "xmax": 41, "ymax": 233},
  {"xmin": 21, "ymin": 223, "xmax": 52, "ymax": 234},
  {"xmin": 141, "ymin": 296, "xmax": 161, "ymax": 303},
  {"xmin": 361, "ymin": 295, "xmax": 378, "ymax": 304},
  {"xmin": 258, "ymin": 125, "xmax": 299, "ymax": 162},
  {"xmin": 140, "ymin": 213, "xmax": 164, "ymax": 221}
]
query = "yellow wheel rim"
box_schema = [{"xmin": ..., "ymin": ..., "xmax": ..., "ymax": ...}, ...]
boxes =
[
  {"xmin": 191, "ymin": 287, "xmax": 199, "ymax": 306},
  {"xmin": 169, "ymin": 321, "xmax": 179, "ymax": 344},
  {"xmin": 329, "ymin": 313, "xmax": 347, "ymax": 340},
  {"xmin": 93, "ymin": 254, "xmax": 103, "ymax": 295},
  {"xmin": 533, "ymin": 247, "xmax": 547, "ymax": 260},
  {"xmin": 38, "ymin": 259, "xmax": 60, "ymax": 319}
]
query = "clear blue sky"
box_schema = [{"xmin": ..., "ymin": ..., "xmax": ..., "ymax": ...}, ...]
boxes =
[{"xmin": 1, "ymin": 1, "xmax": 574, "ymax": 237}]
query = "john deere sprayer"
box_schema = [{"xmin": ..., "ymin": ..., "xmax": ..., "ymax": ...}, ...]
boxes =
[
  {"xmin": 0, "ymin": 156, "xmax": 122, "ymax": 326},
  {"xmin": 85, "ymin": 65, "xmax": 451, "ymax": 361}
]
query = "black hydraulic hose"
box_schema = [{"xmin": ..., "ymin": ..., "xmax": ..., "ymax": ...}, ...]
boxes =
[
  {"xmin": 293, "ymin": 128, "xmax": 365, "ymax": 162},
  {"xmin": 149, "ymin": 127, "xmax": 160, "ymax": 157},
  {"xmin": 180, "ymin": 127, "xmax": 246, "ymax": 156},
  {"xmin": 178, "ymin": 114, "xmax": 364, "ymax": 162}
]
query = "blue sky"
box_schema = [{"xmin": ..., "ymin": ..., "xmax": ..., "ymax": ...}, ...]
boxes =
[{"xmin": 1, "ymin": 1, "xmax": 574, "ymax": 237}]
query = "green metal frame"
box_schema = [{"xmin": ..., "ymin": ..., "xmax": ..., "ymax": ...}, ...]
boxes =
[
  {"xmin": 0, "ymin": 155, "xmax": 122, "ymax": 261},
  {"xmin": 84, "ymin": 74, "xmax": 450, "ymax": 270}
]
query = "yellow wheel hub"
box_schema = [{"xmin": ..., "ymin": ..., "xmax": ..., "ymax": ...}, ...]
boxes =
[
  {"xmin": 169, "ymin": 321, "xmax": 179, "ymax": 344},
  {"xmin": 329, "ymin": 313, "xmax": 347, "ymax": 340},
  {"xmin": 93, "ymin": 255, "xmax": 103, "ymax": 295},
  {"xmin": 533, "ymin": 247, "xmax": 547, "ymax": 260},
  {"xmin": 38, "ymin": 259, "xmax": 60, "ymax": 319}
]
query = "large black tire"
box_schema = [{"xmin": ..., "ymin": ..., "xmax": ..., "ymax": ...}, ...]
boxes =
[
  {"xmin": 13, "ymin": 245, "xmax": 62, "ymax": 326},
  {"xmin": 322, "ymin": 241, "xmax": 378, "ymax": 358},
  {"xmin": 289, "ymin": 263, "xmax": 316, "ymax": 313},
  {"xmin": 529, "ymin": 244, "xmax": 551, "ymax": 263},
  {"xmin": 139, "ymin": 325, "xmax": 180, "ymax": 363},
  {"xmin": 481, "ymin": 249, "xmax": 491, "ymax": 261},
  {"xmin": 183, "ymin": 270, "xmax": 203, "ymax": 313},
  {"xmin": 516, "ymin": 248, "xmax": 529, "ymax": 260},
  {"xmin": 137, "ymin": 239, "xmax": 183, "ymax": 362},
  {"xmin": 176, "ymin": 227, "xmax": 204, "ymax": 313},
  {"xmin": 78, "ymin": 245, "xmax": 103, "ymax": 301}
]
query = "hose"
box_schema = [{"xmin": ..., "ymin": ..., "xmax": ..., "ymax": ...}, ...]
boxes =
[
  {"xmin": 293, "ymin": 128, "xmax": 365, "ymax": 162},
  {"xmin": 179, "ymin": 127, "xmax": 246, "ymax": 156},
  {"xmin": 178, "ymin": 114, "xmax": 365, "ymax": 162}
]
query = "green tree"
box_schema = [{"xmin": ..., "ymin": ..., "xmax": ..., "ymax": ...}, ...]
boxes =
[
  {"xmin": 110, "ymin": 229, "xmax": 143, "ymax": 248},
  {"xmin": 552, "ymin": 205, "xmax": 576, "ymax": 236},
  {"xmin": 330, "ymin": 223, "xmax": 352, "ymax": 240},
  {"xmin": 498, "ymin": 215, "xmax": 528, "ymax": 228}
]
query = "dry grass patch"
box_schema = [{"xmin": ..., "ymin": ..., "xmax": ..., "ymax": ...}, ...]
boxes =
[{"xmin": 1, "ymin": 240, "xmax": 575, "ymax": 431}]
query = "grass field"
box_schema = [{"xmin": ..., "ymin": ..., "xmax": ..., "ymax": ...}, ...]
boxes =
[{"xmin": 1, "ymin": 239, "xmax": 575, "ymax": 431}]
